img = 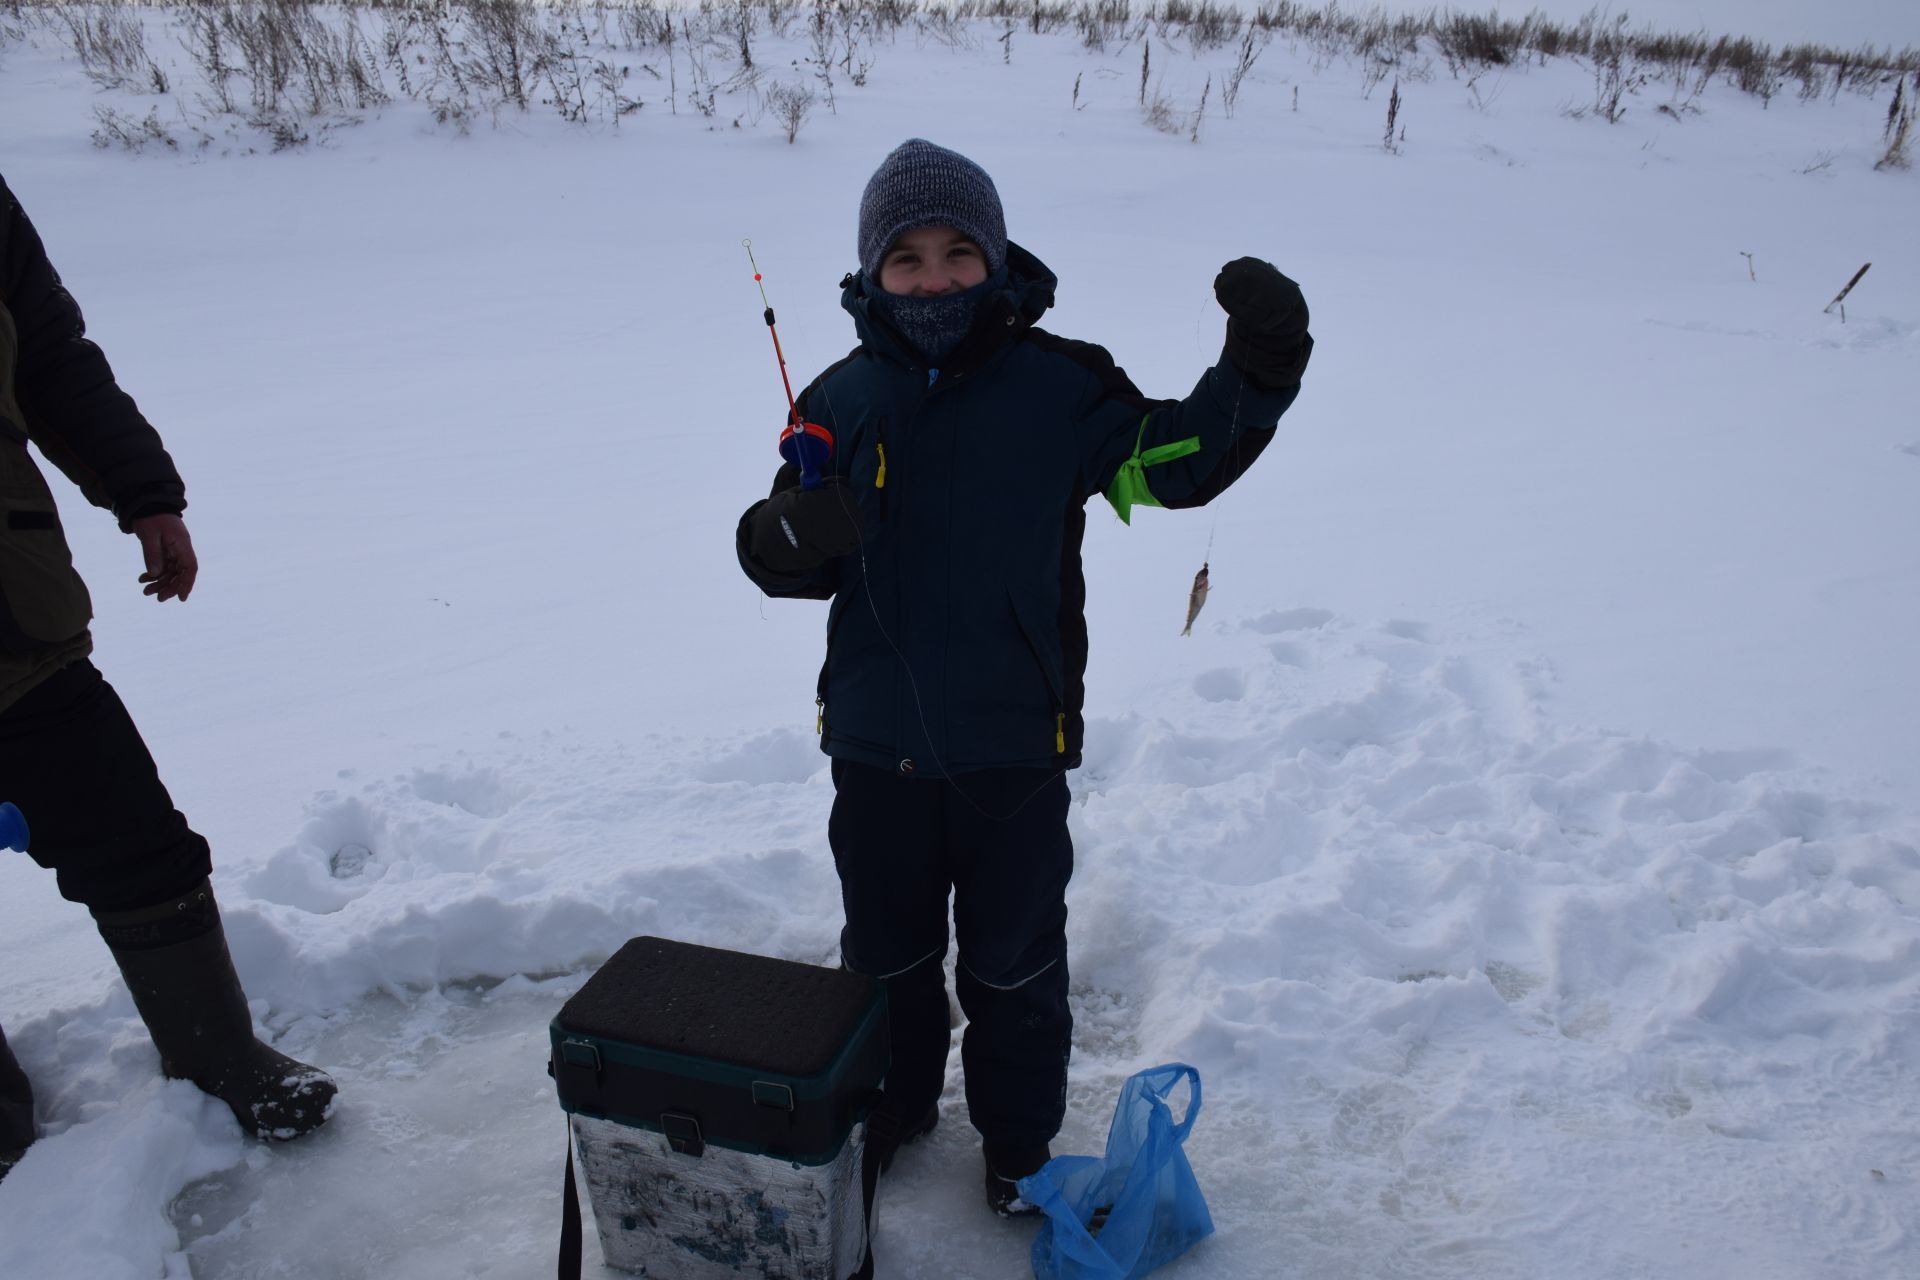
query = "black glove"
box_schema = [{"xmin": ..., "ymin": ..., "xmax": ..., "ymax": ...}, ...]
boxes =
[
  {"xmin": 1215, "ymin": 257, "xmax": 1312, "ymax": 390},
  {"xmin": 747, "ymin": 477, "xmax": 864, "ymax": 574}
]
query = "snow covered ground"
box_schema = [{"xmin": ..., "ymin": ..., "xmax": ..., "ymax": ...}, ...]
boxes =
[{"xmin": 2, "ymin": 4, "xmax": 1917, "ymax": 1277}]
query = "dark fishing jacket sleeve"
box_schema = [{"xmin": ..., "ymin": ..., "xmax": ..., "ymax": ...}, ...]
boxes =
[
  {"xmin": 0, "ymin": 173, "xmax": 186, "ymax": 529},
  {"xmin": 1041, "ymin": 329, "xmax": 1308, "ymax": 522}
]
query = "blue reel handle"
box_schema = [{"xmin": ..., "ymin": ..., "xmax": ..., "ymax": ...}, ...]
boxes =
[
  {"xmin": 0, "ymin": 801, "xmax": 28, "ymax": 853},
  {"xmin": 779, "ymin": 426, "xmax": 834, "ymax": 492}
]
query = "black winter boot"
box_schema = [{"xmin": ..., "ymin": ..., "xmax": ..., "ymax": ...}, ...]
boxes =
[
  {"xmin": 0, "ymin": 1023, "xmax": 33, "ymax": 1180},
  {"xmin": 94, "ymin": 880, "xmax": 336, "ymax": 1141},
  {"xmin": 983, "ymin": 1140, "xmax": 1051, "ymax": 1217}
]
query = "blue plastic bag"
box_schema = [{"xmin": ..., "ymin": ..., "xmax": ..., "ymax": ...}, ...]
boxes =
[{"xmin": 1018, "ymin": 1063, "xmax": 1214, "ymax": 1280}]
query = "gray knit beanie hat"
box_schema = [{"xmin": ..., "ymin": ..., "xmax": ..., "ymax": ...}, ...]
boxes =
[{"xmin": 858, "ymin": 139, "xmax": 1007, "ymax": 281}]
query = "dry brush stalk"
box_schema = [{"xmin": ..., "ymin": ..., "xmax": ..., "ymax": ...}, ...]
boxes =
[{"xmin": 1823, "ymin": 262, "xmax": 1871, "ymax": 321}]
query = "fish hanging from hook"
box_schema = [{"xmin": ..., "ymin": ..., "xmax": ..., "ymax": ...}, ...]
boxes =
[
  {"xmin": 1182, "ymin": 520, "xmax": 1216, "ymax": 637},
  {"xmin": 1182, "ymin": 562, "xmax": 1209, "ymax": 636}
]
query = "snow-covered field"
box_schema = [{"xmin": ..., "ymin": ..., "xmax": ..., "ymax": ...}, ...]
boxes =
[{"xmin": 2, "ymin": 4, "xmax": 1917, "ymax": 1277}]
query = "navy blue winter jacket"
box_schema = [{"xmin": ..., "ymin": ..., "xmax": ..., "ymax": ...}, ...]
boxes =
[{"xmin": 736, "ymin": 243, "xmax": 1307, "ymax": 774}]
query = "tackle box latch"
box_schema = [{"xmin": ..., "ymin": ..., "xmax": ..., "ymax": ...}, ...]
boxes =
[
  {"xmin": 559, "ymin": 1039, "xmax": 603, "ymax": 1075},
  {"xmin": 661, "ymin": 1112, "xmax": 705, "ymax": 1157},
  {"xmin": 752, "ymin": 1081, "xmax": 796, "ymax": 1112}
]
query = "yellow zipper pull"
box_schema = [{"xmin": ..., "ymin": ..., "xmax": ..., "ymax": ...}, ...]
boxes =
[
  {"xmin": 1055, "ymin": 713, "xmax": 1066, "ymax": 754},
  {"xmin": 875, "ymin": 443, "xmax": 888, "ymax": 489},
  {"xmin": 816, "ymin": 697, "xmax": 825, "ymax": 734}
]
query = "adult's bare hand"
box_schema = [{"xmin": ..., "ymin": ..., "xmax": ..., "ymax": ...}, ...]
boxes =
[{"xmin": 131, "ymin": 514, "xmax": 198, "ymax": 602}]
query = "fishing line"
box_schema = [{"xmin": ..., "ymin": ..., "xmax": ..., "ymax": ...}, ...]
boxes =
[{"xmin": 1184, "ymin": 358, "xmax": 1245, "ymax": 636}]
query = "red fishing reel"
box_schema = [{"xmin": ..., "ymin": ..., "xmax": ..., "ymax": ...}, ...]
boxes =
[{"xmin": 779, "ymin": 419, "xmax": 834, "ymax": 490}]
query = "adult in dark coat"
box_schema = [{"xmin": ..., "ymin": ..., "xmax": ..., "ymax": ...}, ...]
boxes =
[
  {"xmin": 736, "ymin": 140, "xmax": 1310, "ymax": 1214},
  {"xmin": 0, "ymin": 173, "xmax": 335, "ymax": 1183}
]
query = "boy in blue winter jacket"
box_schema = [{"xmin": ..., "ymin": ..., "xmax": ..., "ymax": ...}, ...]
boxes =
[{"xmin": 735, "ymin": 139, "xmax": 1310, "ymax": 1214}]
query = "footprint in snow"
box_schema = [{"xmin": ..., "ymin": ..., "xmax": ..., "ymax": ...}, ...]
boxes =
[
  {"xmin": 1245, "ymin": 606, "xmax": 1334, "ymax": 635},
  {"xmin": 1192, "ymin": 668, "xmax": 1246, "ymax": 703},
  {"xmin": 1485, "ymin": 960, "xmax": 1545, "ymax": 1003},
  {"xmin": 241, "ymin": 795, "xmax": 388, "ymax": 914},
  {"xmin": 1266, "ymin": 641, "xmax": 1308, "ymax": 667}
]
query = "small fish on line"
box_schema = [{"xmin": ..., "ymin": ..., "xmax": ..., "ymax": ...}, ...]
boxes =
[{"xmin": 1182, "ymin": 562, "xmax": 1209, "ymax": 636}]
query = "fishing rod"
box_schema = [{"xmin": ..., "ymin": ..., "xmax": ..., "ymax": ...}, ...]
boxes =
[{"xmin": 743, "ymin": 239, "xmax": 832, "ymax": 491}]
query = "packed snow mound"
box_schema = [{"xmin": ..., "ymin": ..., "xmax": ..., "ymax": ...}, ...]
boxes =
[{"xmin": 8, "ymin": 611, "xmax": 1913, "ymax": 1279}]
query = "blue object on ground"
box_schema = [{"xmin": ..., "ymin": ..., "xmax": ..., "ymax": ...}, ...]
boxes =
[
  {"xmin": 1019, "ymin": 1062, "xmax": 1214, "ymax": 1280},
  {"xmin": 0, "ymin": 801, "xmax": 28, "ymax": 852}
]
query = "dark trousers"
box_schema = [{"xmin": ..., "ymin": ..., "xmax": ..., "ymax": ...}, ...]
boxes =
[
  {"xmin": 828, "ymin": 759, "xmax": 1073, "ymax": 1149},
  {"xmin": 0, "ymin": 659, "xmax": 209, "ymax": 913}
]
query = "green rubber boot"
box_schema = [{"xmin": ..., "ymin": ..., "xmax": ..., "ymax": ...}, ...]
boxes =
[{"xmin": 95, "ymin": 880, "xmax": 336, "ymax": 1141}]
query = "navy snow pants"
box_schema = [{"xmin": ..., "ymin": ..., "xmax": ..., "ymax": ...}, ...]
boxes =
[{"xmin": 828, "ymin": 759, "xmax": 1073, "ymax": 1149}]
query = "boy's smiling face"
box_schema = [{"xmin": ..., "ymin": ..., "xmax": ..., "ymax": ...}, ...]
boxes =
[{"xmin": 877, "ymin": 225, "xmax": 989, "ymax": 297}]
